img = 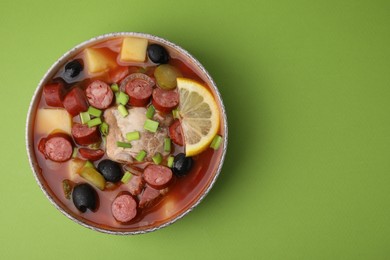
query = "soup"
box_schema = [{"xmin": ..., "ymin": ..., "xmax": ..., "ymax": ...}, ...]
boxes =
[{"xmin": 28, "ymin": 33, "xmax": 226, "ymax": 233}]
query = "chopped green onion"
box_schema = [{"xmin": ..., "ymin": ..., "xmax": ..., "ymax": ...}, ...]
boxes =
[
  {"xmin": 210, "ymin": 135, "xmax": 223, "ymax": 150},
  {"xmin": 79, "ymin": 111, "xmax": 91, "ymax": 124},
  {"xmin": 118, "ymin": 104, "xmax": 128, "ymax": 117},
  {"xmin": 111, "ymin": 83, "xmax": 119, "ymax": 92},
  {"xmin": 172, "ymin": 109, "xmax": 180, "ymax": 119},
  {"xmin": 164, "ymin": 137, "xmax": 171, "ymax": 152},
  {"xmin": 84, "ymin": 160, "xmax": 94, "ymax": 168},
  {"xmin": 116, "ymin": 91, "xmax": 129, "ymax": 106},
  {"xmin": 144, "ymin": 119, "xmax": 159, "ymax": 132},
  {"xmin": 152, "ymin": 152, "xmax": 162, "ymax": 165},
  {"xmin": 116, "ymin": 141, "xmax": 132, "ymax": 148},
  {"xmin": 146, "ymin": 105, "xmax": 155, "ymax": 119},
  {"xmin": 126, "ymin": 131, "xmax": 140, "ymax": 141},
  {"xmin": 135, "ymin": 150, "xmax": 147, "ymax": 162},
  {"xmin": 121, "ymin": 171, "xmax": 133, "ymax": 184},
  {"xmin": 99, "ymin": 122, "xmax": 109, "ymax": 136},
  {"xmin": 87, "ymin": 117, "xmax": 102, "ymax": 128},
  {"xmin": 167, "ymin": 155, "xmax": 174, "ymax": 168},
  {"xmin": 72, "ymin": 147, "xmax": 78, "ymax": 158},
  {"xmin": 88, "ymin": 106, "xmax": 102, "ymax": 117}
]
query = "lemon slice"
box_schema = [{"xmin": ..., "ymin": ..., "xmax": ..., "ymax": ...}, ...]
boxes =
[{"xmin": 177, "ymin": 78, "xmax": 220, "ymax": 156}]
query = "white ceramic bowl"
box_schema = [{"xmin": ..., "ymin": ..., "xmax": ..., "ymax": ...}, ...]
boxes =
[{"xmin": 26, "ymin": 32, "xmax": 228, "ymax": 234}]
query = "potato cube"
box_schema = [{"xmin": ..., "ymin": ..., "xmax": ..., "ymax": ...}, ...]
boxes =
[
  {"xmin": 85, "ymin": 48, "xmax": 116, "ymax": 74},
  {"xmin": 120, "ymin": 37, "xmax": 148, "ymax": 62},
  {"xmin": 34, "ymin": 108, "xmax": 72, "ymax": 135}
]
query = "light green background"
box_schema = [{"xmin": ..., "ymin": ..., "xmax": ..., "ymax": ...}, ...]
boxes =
[{"xmin": 1, "ymin": 0, "xmax": 389, "ymax": 259}]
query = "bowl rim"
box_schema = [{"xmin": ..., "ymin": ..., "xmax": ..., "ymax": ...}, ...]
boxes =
[{"xmin": 25, "ymin": 32, "xmax": 228, "ymax": 235}]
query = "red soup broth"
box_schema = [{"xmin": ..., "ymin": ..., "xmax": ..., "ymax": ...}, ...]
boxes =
[{"xmin": 32, "ymin": 36, "xmax": 225, "ymax": 232}]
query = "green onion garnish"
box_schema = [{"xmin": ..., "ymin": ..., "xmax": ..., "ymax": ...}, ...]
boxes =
[
  {"xmin": 111, "ymin": 83, "xmax": 119, "ymax": 92},
  {"xmin": 99, "ymin": 122, "xmax": 109, "ymax": 136},
  {"xmin": 152, "ymin": 152, "xmax": 162, "ymax": 165},
  {"xmin": 80, "ymin": 111, "xmax": 91, "ymax": 124},
  {"xmin": 164, "ymin": 137, "xmax": 171, "ymax": 152},
  {"xmin": 121, "ymin": 171, "xmax": 133, "ymax": 184},
  {"xmin": 84, "ymin": 160, "xmax": 94, "ymax": 168},
  {"xmin": 88, "ymin": 106, "xmax": 102, "ymax": 117},
  {"xmin": 118, "ymin": 104, "xmax": 128, "ymax": 117},
  {"xmin": 116, "ymin": 141, "xmax": 132, "ymax": 148},
  {"xmin": 167, "ymin": 155, "xmax": 174, "ymax": 168},
  {"xmin": 72, "ymin": 147, "xmax": 78, "ymax": 158},
  {"xmin": 172, "ymin": 109, "xmax": 180, "ymax": 119},
  {"xmin": 117, "ymin": 91, "xmax": 129, "ymax": 106},
  {"xmin": 126, "ymin": 131, "xmax": 140, "ymax": 141},
  {"xmin": 144, "ymin": 119, "xmax": 159, "ymax": 132},
  {"xmin": 87, "ymin": 117, "xmax": 102, "ymax": 128},
  {"xmin": 146, "ymin": 105, "xmax": 155, "ymax": 119},
  {"xmin": 135, "ymin": 150, "xmax": 147, "ymax": 162},
  {"xmin": 210, "ymin": 135, "xmax": 223, "ymax": 150}
]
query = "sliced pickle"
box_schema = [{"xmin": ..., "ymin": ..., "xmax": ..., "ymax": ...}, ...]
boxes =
[{"xmin": 79, "ymin": 167, "xmax": 105, "ymax": 190}]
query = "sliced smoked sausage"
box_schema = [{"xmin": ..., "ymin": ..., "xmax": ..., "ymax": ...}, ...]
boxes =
[
  {"xmin": 143, "ymin": 164, "xmax": 173, "ymax": 189},
  {"xmin": 121, "ymin": 73, "xmax": 154, "ymax": 107},
  {"xmin": 85, "ymin": 80, "xmax": 114, "ymax": 109},
  {"xmin": 71, "ymin": 123, "xmax": 101, "ymax": 145},
  {"xmin": 43, "ymin": 82, "xmax": 64, "ymax": 107},
  {"xmin": 111, "ymin": 194, "xmax": 137, "ymax": 223},
  {"xmin": 169, "ymin": 119, "xmax": 184, "ymax": 146},
  {"xmin": 79, "ymin": 148, "xmax": 104, "ymax": 161},
  {"xmin": 63, "ymin": 88, "xmax": 89, "ymax": 116},
  {"xmin": 39, "ymin": 133, "xmax": 73, "ymax": 162},
  {"xmin": 152, "ymin": 88, "xmax": 179, "ymax": 113}
]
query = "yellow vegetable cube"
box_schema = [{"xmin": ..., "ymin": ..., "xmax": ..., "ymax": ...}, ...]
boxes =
[
  {"xmin": 85, "ymin": 48, "xmax": 116, "ymax": 74},
  {"xmin": 34, "ymin": 108, "xmax": 72, "ymax": 135},
  {"xmin": 120, "ymin": 37, "xmax": 148, "ymax": 62}
]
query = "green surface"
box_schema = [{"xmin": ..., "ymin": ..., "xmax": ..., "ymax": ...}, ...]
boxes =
[{"xmin": 1, "ymin": 0, "xmax": 390, "ymax": 259}]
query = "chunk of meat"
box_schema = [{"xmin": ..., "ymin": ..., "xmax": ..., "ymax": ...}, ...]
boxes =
[
  {"xmin": 109, "ymin": 66, "xmax": 129, "ymax": 84},
  {"xmin": 43, "ymin": 82, "xmax": 64, "ymax": 107},
  {"xmin": 152, "ymin": 88, "xmax": 179, "ymax": 113},
  {"xmin": 103, "ymin": 107, "xmax": 169, "ymax": 163},
  {"xmin": 139, "ymin": 186, "xmax": 168, "ymax": 208},
  {"xmin": 63, "ymin": 88, "xmax": 89, "ymax": 116},
  {"xmin": 127, "ymin": 175, "xmax": 145, "ymax": 196},
  {"xmin": 78, "ymin": 148, "xmax": 104, "ymax": 161},
  {"xmin": 121, "ymin": 73, "xmax": 154, "ymax": 107},
  {"xmin": 143, "ymin": 165, "xmax": 173, "ymax": 189},
  {"xmin": 71, "ymin": 123, "xmax": 101, "ymax": 145},
  {"xmin": 169, "ymin": 119, "xmax": 184, "ymax": 146},
  {"xmin": 38, "ymin": 133, "xmax": 73, "ymax": 162},
  {"xmin": 112, "ymin": 194, "xmax": 137, "ymax": 223},
  {"xmin": 85, "ymin": 80, "xmax": 113, "ymax": 109},
  {"xmin": 153, "ymin": 112, "xmax": 173, "ymax": 127}
]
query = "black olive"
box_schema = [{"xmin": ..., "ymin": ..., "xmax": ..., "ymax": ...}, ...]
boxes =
[
  {"xmin": 72, "ymin": 183, "xmax": 98, "ymax": 212},
  {"xmin": 172, "ymin": 153, "xmax": 193, "ymax": 177},
  {"xmin": 147, "ymin": 44, "xmax": 169, "ymax": 64},
  {"xmin": 64, "ymin": 59, "xmax": 83, "ymax": 79},
  {"xmin": 97, "ymin": 159, "xmax": 123, "ymax": 182}
]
